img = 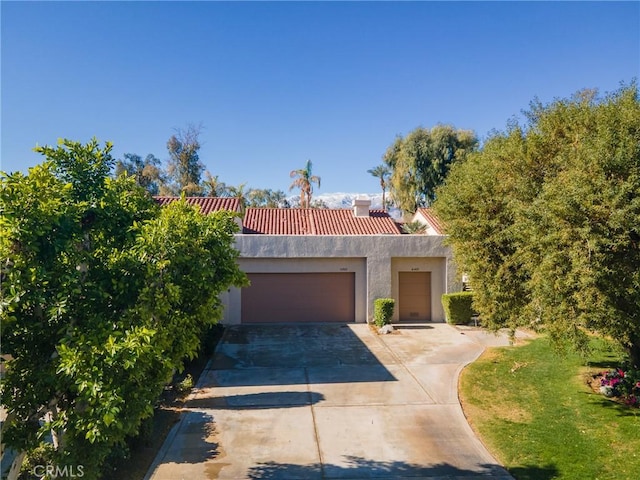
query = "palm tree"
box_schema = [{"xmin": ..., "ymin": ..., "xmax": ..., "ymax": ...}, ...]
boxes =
[
  {"xmin": 228, "ymin": 182, "xmax": 248, "ymax": 213},
  {"xmin": 289, "ymin": 160, "xmax": 321, "ymax": 209},
  {"xmin": 202, "ymin": 171, "xmax": 230, "ymax": 197},
  {"xmin": 367, "ymin": 165, "xmax": 390, "ymax": 210}
]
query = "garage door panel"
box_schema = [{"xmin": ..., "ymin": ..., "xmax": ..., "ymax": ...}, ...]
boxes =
[
  {"xmin": 242, "ymin": 273, "xmax": 355, "ymax": 323},
  {"xmin": 399, "ymin": 272, "xmax": 431, "ymax": 322},
  {"xmin": 399, "ymin": 283, "xmax": 428, "ymax": 296}
]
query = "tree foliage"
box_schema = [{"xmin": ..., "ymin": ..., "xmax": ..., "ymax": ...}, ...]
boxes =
[
  {"xmin": 115, "ymin": 153, "xmax": 164, "ymax": 195},
  {"xmin": 434, "ymin": 83, "xmax": 640, "ymax": 365},
  {"xmin": 163, "ymin": 123, "xmax": 205, "ymax": 196},
  {"xmin": 0, "ymin": 139, "xmax": 247, "ymax": 477},
  {"xmin": 202, "ymin": 171, "xmax": 231, "ymax": 197},
  {"xmin": 384, "ymin": 125, "xmax": 477, "ymax": 215},
  {"xmin": 119, "ymin": 126, "xmax": 292, "ymax": 209},
  {"xmin": 245, "ymin": 188, "xmax": 289, "ymax": 208}
]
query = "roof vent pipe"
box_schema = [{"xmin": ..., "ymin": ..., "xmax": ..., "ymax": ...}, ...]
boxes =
[{"xmin": 353, "ymin": 198, "xmax": 371, "ymax": 217}]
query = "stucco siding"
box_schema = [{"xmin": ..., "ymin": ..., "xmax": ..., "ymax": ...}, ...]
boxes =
[{"xmin": 223, "ymin": 234, "xmax": 458, "ymax": 325}]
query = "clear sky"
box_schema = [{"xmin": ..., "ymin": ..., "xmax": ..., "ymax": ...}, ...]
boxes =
[{"xmin": 2, "ymin": 1, "xmax": 638, "ymax": 194}]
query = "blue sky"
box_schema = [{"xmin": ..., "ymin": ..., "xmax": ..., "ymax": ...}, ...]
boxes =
[{"xmin": 2, "ymin": 1, "xmax": 638, "ymax": 194}]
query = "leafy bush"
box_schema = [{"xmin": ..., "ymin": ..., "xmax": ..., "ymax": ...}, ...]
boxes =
[
  {"xmin": 20, "ymin": 443, "xmax": 56, "ymax": 479},
  {"xmin": 175, "ymin": 374, "xmax": 194, "ymax": 394},
  {"xmin": 374, "ymin": 298, "xmax": 395, "ymax": 327},
  {"xmin": 441, "ymin": 292, "xmax": 474, "ymax": 325},
  {"xmin": 1, "ymin": 140, "xmax": 248, "ymax": 478}
]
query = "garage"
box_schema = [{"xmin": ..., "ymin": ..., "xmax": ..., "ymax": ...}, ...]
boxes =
[
  {"xmin": 241, "ymin": 272, "xmax": 356, "ymax": 323},
  {"xmin": 398, "ymin": 272, "xmax": 432, "ymax": 321}
]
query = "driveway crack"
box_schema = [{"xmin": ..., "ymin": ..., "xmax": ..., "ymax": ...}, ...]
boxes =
[
  {"xmin": 372, "ymin": 328, "xmax": 438, "ymax": 404},
  {"xmin": 305, "ymin": 366, "xmax": 326, "ymax": 479}
]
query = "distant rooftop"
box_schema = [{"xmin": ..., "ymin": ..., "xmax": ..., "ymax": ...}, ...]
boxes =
[
  {"xmin": 243, "ymin": 208, "xmax": 403, "ymax": 235},
  {"xmin": 154, "ymin": 196, "xmax": 241, "ymax": 214},
  {"xmin": 415, "ymin": 208, "xmax": 445, "ymax": 235},
  {"xmin": 153, "ymin": 197, "xmax": 444, "ymax": 236}
]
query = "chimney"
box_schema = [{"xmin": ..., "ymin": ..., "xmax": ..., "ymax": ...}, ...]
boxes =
[{"xmin": 353, "ymin": 197, "xmax": 371, "ymax": 217}]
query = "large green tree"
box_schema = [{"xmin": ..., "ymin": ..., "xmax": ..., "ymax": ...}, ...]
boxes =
[
  {"xmin": 384, "ymin": 125, "xmax": 477, "ymax": 215},
  {"xmin": 434, "ymin": 83, "xmax": 640, "ymax": 366},
  {"xmin": 0, "ymin": 139, "xmax": 246, "ymax": 477}
]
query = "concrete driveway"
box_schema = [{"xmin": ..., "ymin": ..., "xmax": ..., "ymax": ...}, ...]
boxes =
[{"xmin": 146, "ymin": 323, "xmax": 514, "ymax": 479}]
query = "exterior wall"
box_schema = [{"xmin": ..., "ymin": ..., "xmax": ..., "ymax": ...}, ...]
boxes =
[
  {"xmin": 224, "ymin": 234, "xmax": 458, "ymax": 324},
  {"xmin": 412, "ymin": 211, "xmax": 443, "ymax": 236}
]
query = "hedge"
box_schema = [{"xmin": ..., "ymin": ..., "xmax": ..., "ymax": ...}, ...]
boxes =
[
  {"xmin": 374, "ymin": 298, "xmax": 395, "ymax": 327},
  {"xmin": 441, "ymin": 292, "xmax": 474, "ymax": 325}
]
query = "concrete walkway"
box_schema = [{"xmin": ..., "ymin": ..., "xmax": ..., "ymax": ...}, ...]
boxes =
[{"xmin": 146, "ymin": 323, "xmax": 515, "ymax": 479}]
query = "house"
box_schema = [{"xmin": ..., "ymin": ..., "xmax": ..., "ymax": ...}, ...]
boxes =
[
  {"xmin": 411, "ymin": 208, "xmax": 445, "ymax": 235},
  {"xmin": 155, "ymin": 196, "xmax": 458, "ymax": 324}
]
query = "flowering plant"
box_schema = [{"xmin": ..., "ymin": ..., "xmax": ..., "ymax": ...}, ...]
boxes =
[{"xmin": 598, "ymin": 365, "xmax": 640, "ymax": 408}]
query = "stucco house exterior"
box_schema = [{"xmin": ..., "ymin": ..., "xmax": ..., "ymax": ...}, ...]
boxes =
[
  {"xmin": 156, "ymin": 197, "xmax": 456, "ymax": 325},
  {"xmin": 412, "ymin": 207, "xmax": 445, "ymax": 236}
]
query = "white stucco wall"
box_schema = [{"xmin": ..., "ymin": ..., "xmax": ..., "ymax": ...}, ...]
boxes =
[
  {"xmin": 224, "ymin": 234, "xmax": 458, "ymax": 324},
  {"xmin": 412, "ymin": 211, "xmax": 444, "ymax": 236}
]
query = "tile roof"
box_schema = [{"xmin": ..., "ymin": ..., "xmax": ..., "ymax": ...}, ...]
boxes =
[
  {"xmin": 243, "ymin": 208, "xmax": 403, "ymax": 235},
  {"xmin": 154, "ymin": 196, "xmax": 241, "ymax": 214},
  {"xmin": 416, "ymin": 208, "xmax": 445, "ymax": 235}
]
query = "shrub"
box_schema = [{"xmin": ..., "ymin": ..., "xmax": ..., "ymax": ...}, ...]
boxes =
[
  {"xmin": 175, "ymin": 374, "xmax": 194, "ymax": 394},
  {"xmin": 441, "ymin": 292, "xmax": 474, "ymax": 325},
  {"xmin": 598, "ymin": 364, "xmax": 640, "ymax": 408},
  {"xmin": 374, "ymin": 298, "xmax": 395, "ymax": 327}
]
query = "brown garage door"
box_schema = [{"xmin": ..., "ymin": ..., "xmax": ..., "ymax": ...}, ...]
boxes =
[
  {"xmin": 399, "ymin": 272, "xmax": 431, "ymax": 321},
  {"xmin": 241, "ymin": 273, "xmax": 355, "ymax": 323}
]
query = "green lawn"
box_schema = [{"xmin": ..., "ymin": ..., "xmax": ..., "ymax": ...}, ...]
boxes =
[{"xmin": 460, "ymin": 336, "xmax": 640, "ymax": 480}]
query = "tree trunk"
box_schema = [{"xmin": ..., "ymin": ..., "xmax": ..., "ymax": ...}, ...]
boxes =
[
  {"xmin": 629, "ymin": 342, "xmax": 640, "ymax": 369},
  {"xmin": 4, "ymin": 451, "xmax": 26, "ymax": 480}
]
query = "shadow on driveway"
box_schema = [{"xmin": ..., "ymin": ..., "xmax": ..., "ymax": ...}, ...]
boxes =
[
  {"xmin": 209, "ymin": 323, "xmax": 397, "ymax": 385},
  {"xmin": 146, "ymin": 323, "xmax": 520, "ymax": 480},
  {"xmin": 247, "ymin": 456, "xmax": 546, "ymax": 479},
  {"xmin": 186, "ymin": 391, "xmax": 325, "ymax": 409}
]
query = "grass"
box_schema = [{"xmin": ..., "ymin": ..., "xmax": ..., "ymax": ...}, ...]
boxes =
[{"xmin": 459, "ymin": 335, "xmax": 640, "ymax": 480}]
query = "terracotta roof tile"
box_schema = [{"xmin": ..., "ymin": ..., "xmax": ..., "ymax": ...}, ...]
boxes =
[
  {"xmin": 416, "ymin": 208, "xmax": 445, "ymax": 235},
  {"xmin": 243, "ymin": 208, "xmax": 312, "ymax": 235},
  {"xmin": 243, "ymin": 208, "xmax": 402, "ymax": 235},
  {"xmin": 154, "ymin": 196, "xmax": 240, "ymax": 214}
]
